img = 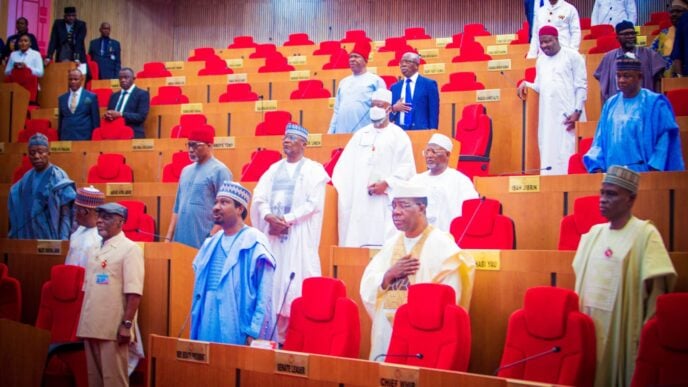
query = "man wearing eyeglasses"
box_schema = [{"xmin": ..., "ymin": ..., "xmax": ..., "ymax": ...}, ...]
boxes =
[
  {"xmin": 594, "ymin": 20, "xmax": 666, "ymax": 104},
  {"xmin": 65, "ymin": 186, "xmax": 105, "ymax": 267},
  {"xmin": 165, "ymin": 125, "xmax": 232, "ymax": 248},
  {"xmin": 360, "ymin": 181, "xmax": 475, "ymax": 361},
  {"xmin": 250, "ymin": 123, "xmax": 329, "ymax": 343}
]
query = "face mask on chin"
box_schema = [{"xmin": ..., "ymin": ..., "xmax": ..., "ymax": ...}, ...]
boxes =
[{"xmin": 369, "ymin": 106, "xmax": 388, "ymax": 124}]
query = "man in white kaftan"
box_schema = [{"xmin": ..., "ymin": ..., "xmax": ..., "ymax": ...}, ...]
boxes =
[
  {"xmin": 519, "ymin": 25, "xmax": 587, "ymax": 175},
  {"xmin": 65, "ymin": 186, "xmax": 104, "ymax": 268},
  {"xmin": 573, "ymin": 166, "xmax": 676, "ymax": 387},
  {"xmin": 410, "ymin": 134, "xmax": 479, "ymax": 232},
  {"xmin": 360, "ymin": 182, "xmax": 475, "ymax": 360},
  {"xmin": 250, "ymin": 123, "xmax": 330, "ymax": 343},
  {"xmin": 527, "ymin": 0, "xmax": 582, "ymax": 58},
  {"xmin": 591, "ymin": 0, "xmax": 637, "ymax": 26},
  {"xmin": 332, "ymin": 89, "xmax": 416, "ymax": 247}
]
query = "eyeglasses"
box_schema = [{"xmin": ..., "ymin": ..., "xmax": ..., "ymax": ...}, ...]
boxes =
[
  {"xmin": 422, "ymin": 147, "xmax": 447, "ymax": 157},
  {"xmin": 186, "ymin": 141, "xmax": 207, "ymax": 149},
  {"xmin": 390, "ymin": 201, "xmax": 420, "ymax": 211}
]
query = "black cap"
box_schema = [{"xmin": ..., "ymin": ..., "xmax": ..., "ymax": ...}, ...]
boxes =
[{"xmin": 64, "ymin": 6, "xmax": 77, "ymax": 14}]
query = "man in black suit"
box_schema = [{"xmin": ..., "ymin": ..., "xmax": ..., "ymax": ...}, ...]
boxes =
[
  {"xmin": 58, "ymin": 69, "xmax": 100, "ymax": 140},
  {"xmin": 105, "ymin": 68, "xmax": 150, "ymax": 138},
  {"xmin": 45, "ymin": 6, "xmax": 87, "ymax": 64},
  {"xmin": 88, "ymin": 22, "xmax": 121, "ymax": 80}
]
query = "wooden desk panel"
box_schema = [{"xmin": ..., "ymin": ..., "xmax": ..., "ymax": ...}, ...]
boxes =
[
  {"xmin": 0, "ymin": 83, "xmax": 30, "ymax": 143},
  {"xmin": 38, "ymin": 62, "xmax": 75, "ymax": 109},
  {"xmin": 0, "ymin": 319, "xmax": 51, "ymax": 387},
  {"xmin": 662, "ymin": 77, "xmax": 688, "ymax": 93}
]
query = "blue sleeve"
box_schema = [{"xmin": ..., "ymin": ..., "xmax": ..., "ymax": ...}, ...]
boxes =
[
  {"xmin": 246, "ymin": 255, "xmax": 275, "ymax": 340},
  {"xmin": 428, "ymin": 79, "xmax": 440, "ymax": 129},
  {"xmin": 583, "ymin": 115, "xmax": 608, "ymax": 173},
  {"xmin": 90, "ymin": 93, "xmax": 101, "ymax": 130}
]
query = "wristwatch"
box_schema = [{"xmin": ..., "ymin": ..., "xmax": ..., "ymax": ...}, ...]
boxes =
[{"xmin": 121, "ymin": 320, "xmax": 133, "ymax": 329}]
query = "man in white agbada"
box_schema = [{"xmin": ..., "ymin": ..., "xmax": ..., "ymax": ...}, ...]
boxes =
[
  {"xmin": 360, "ymin": 181, "xmax": 476, "ymax": 361},
  {"xmin": 518, "ymin": 25, "xmax": 587, "ymax": 175},
  {"xmin": 250, "ymin": 123, "xmax": 330, "ymax": 343},
  {"xmin": 332, "ymin": 88, "xmax": 416, "ymax": 247},
  {"xmin": 410, "ymin": 134, "xmax": 479, "ymax": 232},
  {"xmin": 527, "ymin": 0, "xmax": 582, "ymax": 58},
  {"xmin": 65, "ymin": 186, "xmax": 104, "ymax": 267}
]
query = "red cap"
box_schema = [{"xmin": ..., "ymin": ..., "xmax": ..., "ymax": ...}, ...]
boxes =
[
  {"xmin": 350, "ymin": 40, "xmax": 371, "ymax": 61},
  {"xmin": 538, "ymin": 25, "xmax": 559, "ymax": 37},
  {"xmin": 189, "ymin": 124, "xmax": 215, "ymax": 144}
]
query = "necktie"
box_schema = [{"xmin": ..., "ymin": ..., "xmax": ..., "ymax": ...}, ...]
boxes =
[
  {"xmin": 403, "ymin": 78, "xmax": 413, "ymax": 128},
  {"xmin": 69, "ymin": 92, "xmax": 78, "ymax": 113},
  {"xmin": 115, "ymin": 90, "xmax": 128, "ymax": 112}
]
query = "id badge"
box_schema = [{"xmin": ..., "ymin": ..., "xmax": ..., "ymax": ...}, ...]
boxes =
[{"xmin": 96, "ymin": 273, "xmax": 110, "ymax": 285}]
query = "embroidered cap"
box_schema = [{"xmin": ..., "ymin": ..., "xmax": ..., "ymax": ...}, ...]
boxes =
[
  {"xmin": 616, "ymin": 52, "xmax": 642, "ymax": 72},
  {"xmin": 391, "ymin": 181, "xmax": 429, "ymax": 200},
  {"xmin": 371, "ymin": 88, "xmax": 392, "ymax": 104},
  {"xmin": 96, "ymin": 202, "xmax": 128, "ymax": 220},
  {"xmin": 603, "ymin": 165, "xmax": 640, "ymax": 194},
  {"xmin": 428, "ymin": 133, "xmax": 453, "ymax": 152},
  {"xmin": 75, "ymin": 186, "xmax": 105, "ymax": 209},
  {"xmin": 217, "ymin": 181, "xmax": 251, "ymax": 208},
  {"xmin": 538, "ymin": 25, "xmax": 559, "ymax": 37},
  {"xmin": 28, "ymin": 133, "xmax": 49, "ymax": 148},
  {"xmin": 285, "ymin": 123, "xmax": 309, "ymax": 141}
]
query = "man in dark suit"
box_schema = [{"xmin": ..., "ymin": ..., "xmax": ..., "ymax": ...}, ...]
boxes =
[
  {"xmin": 58, "ymin": 69, "xmax": 100, "ymax": 141},
  {"xmin": 3, "ymin": 17, "xmax": 40, "ymax": 62},
  {"xmin": 105, "ymin": 68, "xmax": 150, "ymax": 138},
  {"xmin": 390, "ymin": 52, "xmax": 439, "ymax": 131},
  {"xmin": 45, "ymin": 6, "xmax": 87, "ymax": 64},
  {"xmin": 88, "ymin": 22, "xmax": 121, "ymax": 80}
]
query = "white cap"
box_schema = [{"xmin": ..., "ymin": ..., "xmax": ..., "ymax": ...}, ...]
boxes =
[
  {"xmin": 428, "ymin": 133, "xmax": 453, "ymax": 152},
  {"xmin": 371, "ymin": 88, "xmax": 392, "ymax": 104},
  {"xmin": 391, "ymin": 181, "xmax": 428, "ymax": 199}
]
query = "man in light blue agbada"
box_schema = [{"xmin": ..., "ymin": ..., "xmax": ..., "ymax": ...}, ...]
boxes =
[
  {"xmin": 9, "ymin": 133, "xmax": 76, "ymax": 240},
  {"xmin": 584, "ymin": 53, "xmax": 685, "ymax": 173},
  {"xmin": 190, "ymin": 181, "xmax": 276, "ymax": 345}
]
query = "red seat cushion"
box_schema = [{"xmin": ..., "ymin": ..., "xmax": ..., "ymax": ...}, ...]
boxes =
[
  {"xmin": 441, "ymin": 72, "xmax": 485, "ymax": 92},
  {"xmin": 254, "ymin": 111, "xmax": 292, "ymax": 136},
  {"xmin": 666, "ymin": 89, "xmax": 688, "ymax": 116},
  {"xmin": 118, "ymin": 200, "xmax": 155, "ymax": 242},
  {"xmin": 35, "ymin": 265, "xmax": 85, "ymax": 342},
  {"xmin": 0, "ymin": 263, "xmax": 22, "ymax": 322},
  {"xmin": 449, "ymin": 198, "xmax": 515, "ymax": 249},
  {"xmin": 87, "ymin": 153, "xmax": 134, "ymax": 183},
  {"xmin": 290, "ymin": 80, "xmax": 331, "ymax": 99},
  {"xmin": 218, "ymin": 83, "xmax": 259, "ymax": 102},
  {"xmin": 162, "ymin": 151, "xmax": 193, "ymax": 183}
]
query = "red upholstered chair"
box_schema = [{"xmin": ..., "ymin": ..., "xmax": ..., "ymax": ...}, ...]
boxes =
[
  {"xmin": 632, "ymin": 293, "xmax": 688, "ymax": 387},
  {"xmin": 283, "ymin": 277, "xmax": 360, "ymax": 358},
  {"xmin": 187, "ymin": 47, "xmax": 217, "ymax": 61},
  {"xmin": 240, "ymin": 149, "xmax": 282, "ymax": 182},
  {"xmin": 568, "ymin": 137, "xmax": 593, "ymax": 174},
  {"xmin": 583, "ymin": 24, "xmax": 614, "ymax": 40},
  {"xmin": 511, "ymin": 23, "xmax": 531, "ymax": 45},
  {"xmin": 524, "ymin": 67, "xmax": 536, "ymax": 83},
  {"xmin": 323, "ymin": 148, "xmax": 344, "ymax": 179},
  {"xmin": 284, "ymin": 33, "xmax": 315, "ymax": 46},
  {"xmin": 35, "ymin": 264, "xmax": 88, "ymax": 387},
  {"xmin": 452, "ymin": 40, "xmax": 492, "ymax": 62},
  {"xmin": 322, "ymin": 48, "xmax": 351, "ymax": 70},
  {"xmin": 588, "ymin": 35, "xmax": 620, "ymax": 54},
  {"xmin": 341, "ymin": 29, "xmax": 371, "ymax": 43},
  {"xmin": 198, "ymin": 57, "xmax": 234, "ymax": 76},
  {"xmin": 91, "ymin": 118, "xmax": 134, "ymax": 140},
  {"xmin": 18, "ymin": 119, "xmax": 58, "ymax": 142},
  {"xmin": 255, "ymin": 111, "xmax": 292, "ymax": 136},
  {"xmin": 666, "ymin": 88, "xmax": 688, "ymax": 116},
  {"xmin": 12, "ymin": 155, "xmax": 33, "ymax": 183},
  {"xmin": 445, "ymin": 33, "xmax": 466, "ymax": 49},
  {"xmin": 644, "ymin": 12, "xmax": 670, "ymax": 26},
  {"xmin": 136, "ymin": 62, "xmax": 171, "ymax": 78},
  {"xmin": 162, "ymin": 151, "xmax": 193, "ymax": 183},
  {"xmin": 449, "ymin": 198, "xmax": 515, "ymax": 249},
  {"xmin": 463, "ymin": 23, "xmax": 491, "ymax": 38},
  {"xmin": 456, "ymin": 160, "xmax": 490, "ymax": 181},
  {"xmin": 386, "ymin": 283, "xmax": 471, "ymax": 371},
  {"xmin": 5, "ymin": 67, "xmax": 39, "ymax": 101},
  {"xmin": 0, "ymin": 263, "xmax": 21, "ymax": 321},
  {"xmin": 91, "ymin": 88, "xmax": 113, "ymax": 108},
  {"xmin": 378, "ymin": 37, "xmax": 414, "ymax": 53},
  {"xmin": 580, "ymin": 17, "xmax": 592, "ymax": 30},
  {"xmin": 151, "ymin": 86, "xmax": 190, "ymax": 105},
  {"xmin": 87, "ymin": 153, "xmax": 134, "ymax": 183},
  {"xmin": 227, "ymin": 35, "xmax": 258, "ymax": 49},
  {"xmin": 170, "ymin": 114, "xmax": 208, "ymax": 138},
  {"xmin": 313, "ymin": 40, "xmax": 342, "ymax": 55},
  {"xmin": 387, "ymin": 50, "xmax": 427, "ymax": 66},
  {"xmin": 497, "ymin": 286, "xmax": 596, "ymax": 387},
  {"xmin": 86, "ymin": 56, "xmax": 99, "ymax": 86},
  {"xmin": 558, "ymin": 195, "xmax": 606, "ymax": 251},
  {"xmin": 455, "ymin": 103, "xmax": 492, "ymax": 180},
  {"xmin": 651, "ymin": 20, "xmax": 673, "ymax": 36},
  {"xmin": 290, "ymin": 80, "xmax": 331, "ymax": 99},
  {"xmin": 218, "ymin": 83, "xmax": 259, "ymax": 102},
  {"xmin": 258, "ymin": 53, "xmax": 295, "ymax": 73},
  {"xmin": 404, "ymin": 27, "xmax": 431, "ymax": 40},
  {"xmin": 118, "ymin": 200, "xmax": 155, "ymax": 242},
  {"xmin": 249, "ymin": 44, "xmax": 277, "ymax": 59},
  {"xmin": 441, "ymin": 72, "xmax": 485, "ymax": 92},
  {"xmin": 380, "ymin": 75, "xmax": 399, "ymax": 90}
]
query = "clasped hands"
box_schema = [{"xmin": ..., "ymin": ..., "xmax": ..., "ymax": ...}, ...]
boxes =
[{"xmin": 264, "ymin": 214, "xmax": 290, "ymax": 236}]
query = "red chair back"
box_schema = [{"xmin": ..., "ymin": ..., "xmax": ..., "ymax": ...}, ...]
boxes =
[
  {"xmin": 255, "ymin": 111, "xmax": 292, "ymax": 136},
  {"xmin": 258, "ymin": 53, "xmax": 295, "ymax": 73},
  {"xmin": 580, "ymin": 17, "xmax": 592, "ymax": 30},
  {"xmin": 341, "ymin": 30, "xmax": 371, "ymax": 43},
  {"xmin": 151, "ymin": 86, "xmax": 190, "ymax": 105},
  {"xmin": 666, "ymin": 89, "xmax": 688, "ymax": 116},
  {"xmin": 91, "ymin": 88, "xmax": 113, "ymax": 108},
  {"xmin": 187, "ymin": 47, "xmax": 217, "ymax": 61},
  {"xmin": 240, "ymin": 149, "xmax": 282, "ymax": 182},
  {"xmin": 171, "ymin": 114, "xmax": 208, "ymax": 138},
  {"xmin": 12, "ymin": 155, "xmax": 33, "ymax": 183},
  {"xmin": 35, "ymin": 265, "xmax": 85, "ymax": 342},
  {"xmin": 588, "ymin": 35, "xmax": 620, "ymax": 54},
  {"xmin": 118, "ymin": 200, "xmax": 155, "ymax": 242},
  {"xmin": 441, "ymin": 72, "xmax": 485, "ymax": 92},
  {"xmin": 404, "ymin": 27, "xmax": 431, "ymax": 40},
  {"xmin": 249, "ymin": 44, "xmax": 277, "ymax": 59},
  {"xmin": 313, "ymin": 40, "xmax": 342, "ymax": 55},
  {"xmin": 386, "ymin": 283, "xmax": 471, "ymax": 371},
  {"xmin": 0, "ymin": 263, "xmax": 22, "ymax": 321},
  {"xmin": 322, "ymin": 48, "xmax": 351, "ymax": 70},
  {"xmin": 136, "ymin": 62, "xmax": 171, "ymax": 78},
  {"xmin": 92, "ymin": 118, "xmax": 134, "ymax": 140},
  {"xmin": 323, "ymin": 148, "xmax": 344, "ymax": 179},
  {"xmin": 567, "ymin": 137, "xmax": 594, "ymax": 174},
  {"xmin": 162, "ymin": 151, "xmax": 193, "ymax": 183},
  {"xmin": 18, "ymin": 119, "xmax": 58, "ymax": 142},
  {"xmin": 449, "ymin": 198, "xmax": 515, "ymax": 249},
  {"xmin": 455, "ymin": 104, "xmax": 492, "ymax": 157},
  {"xmin": 463, "ymin": 23, "xmax": 490, "ymax": 38},
  {"xmin": 6, "ymin": 67, "xmax": 39, "ymax": 101},
  {"xmin": 290, "ymin": 80, "xmax": 331, "ymax": 99},
  {"xmin": 452, "ymin": 40, "xmax": 492, "ymax": 62},
  {"xmin": 558, "ymin": 195, "xmax": 606, "ymax": 250},
  {"xmin": 284, "ymin": 33, "xmax": 314, "ymax": 46},
  {"xmin": 219, "ymin": 83, "xmax": 259, "ymax": 102},
  {"xmin": 87, "ymin": 153, "xmax": 134, "ymax": 183},
  {"xmin": 283, "ymin": 277, "xmax": 360, "ymax": 358},
  {"xmin": 228, "ymin": 36, "xmax": 258, "ymax": 49},
  {"xmin": 584, "ymin": 24, "xmax": 614, "ymax": 40}
]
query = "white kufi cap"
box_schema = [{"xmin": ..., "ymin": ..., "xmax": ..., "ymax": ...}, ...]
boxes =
[
  {"xmin": 428, "ymin": 133, "xmax": 453, "ymax": 152},
  {"xmin": 371, "ymin": 88, "xmax": 392, "ymax": 104}
]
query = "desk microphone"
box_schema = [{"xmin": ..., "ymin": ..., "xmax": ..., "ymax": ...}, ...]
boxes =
[
  {"xmin": 374, "ymin": 352, "xmax": 424, "ymax": 362},
  {"xmin": 456, "ymin": 196, "xmax": 486, "ymax": 247},
  {"xmin": 494, "ymin": 346, "xmax": 560, "ymax": 375},
  {"xmin": 498, "ymin": 166, "xmax": 552, "ymax": 176},
  {"xmin": 269, "ymin": 272, "xmax": 296, "ymax": 341}
]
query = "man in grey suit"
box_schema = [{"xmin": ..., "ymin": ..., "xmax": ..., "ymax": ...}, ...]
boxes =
[
  {"xmin": 105, "ymin": 68, "xmax": 150, "ymax": 138},
  {"xmin": 58, "ymin": 69, "xmax": 100, "ymax": 141}
]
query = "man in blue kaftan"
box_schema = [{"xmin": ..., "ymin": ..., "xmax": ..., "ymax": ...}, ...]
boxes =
[
  {"xmin": 9, "ymin": 133, "xmax": 76, "ymax": 239},
  {"xmin": 190, "ymin": 181, "xmax": 276, "ymax": 345},
  {"xmin": 584, "ymin": 53, "xmax": 685, "ymax": 173}
]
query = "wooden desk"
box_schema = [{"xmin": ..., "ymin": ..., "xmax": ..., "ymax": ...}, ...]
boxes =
[
  {"xmin": 662, "ymin": 77, "xmax": 688, "ymax": 93},
  {"xmin": 0, "ymin": 83, "xmax": 29, "ymax": 143},
  {"xmin": 0, "ymin": 319, "xmax": 51, "ymax": 387},
  {"xmin": 38, "ymin": 62, "xmax": 75, "ymax": 109}
]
